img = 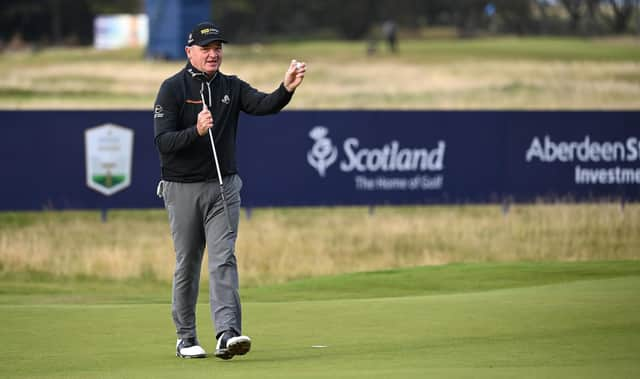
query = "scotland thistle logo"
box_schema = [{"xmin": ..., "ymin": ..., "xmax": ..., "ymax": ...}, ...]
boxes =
[{"xmin": 307, "ymin": 126, "xmax": 337, "ymax": 177}]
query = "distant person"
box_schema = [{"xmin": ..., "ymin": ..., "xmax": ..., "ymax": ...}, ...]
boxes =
[
  {"xmin": 382, "ymin": 20, "xmax": 398, "ymax": 53},
  {"xmin": 153, "ymin": 21, "xmax": 306, "ymax": 360}
]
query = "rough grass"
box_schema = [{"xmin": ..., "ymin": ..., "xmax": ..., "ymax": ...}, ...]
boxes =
[
  {"xmin": 1, "ymin": 37, "xmax": 639, "ymax": 109},
  {"xmin": 0, "ymin": 204, "xmax": 638, "ymax": 286}
]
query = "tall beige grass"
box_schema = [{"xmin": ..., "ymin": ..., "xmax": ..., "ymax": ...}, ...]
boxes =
[
  {"xmin": 0, "ymin": 204, "xmax": 638, "ymax": 286},
  {"xmin": 1, "ymin": 50, "xmax": 639, "ymax": 110}
]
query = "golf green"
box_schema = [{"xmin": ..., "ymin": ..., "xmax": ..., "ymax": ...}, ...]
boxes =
[{"xmin": 1, "ymin": 262, "xmax": 639, "ymax": 378}]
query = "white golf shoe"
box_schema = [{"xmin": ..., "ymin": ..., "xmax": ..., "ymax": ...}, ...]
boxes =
[
  {"xmin": 214, "ymin": 331, "xmax": 251, "ymax": 360},
  {"xmin": 176, "ymin": 337, "xmax": 206, "ymax": 358}
]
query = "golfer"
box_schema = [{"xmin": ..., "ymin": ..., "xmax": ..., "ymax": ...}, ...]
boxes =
[{"xmin": 153, "ymin": 21, "xmax": 306, "ymax": 359}]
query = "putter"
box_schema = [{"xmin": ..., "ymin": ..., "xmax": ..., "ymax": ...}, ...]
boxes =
[{"xmin": 200, "ymin": 91, "xmax": 233, "ymax": 233}]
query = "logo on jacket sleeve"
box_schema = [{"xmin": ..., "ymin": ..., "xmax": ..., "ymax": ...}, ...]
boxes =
[{"xmin": 154, "ymin": 105, "xmax": 164, "ymax": 118}]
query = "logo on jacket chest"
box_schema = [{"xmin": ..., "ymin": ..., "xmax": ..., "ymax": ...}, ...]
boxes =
[{"xmin": 185, "ymin": 95, "xmax": 230, "ymax": 106}]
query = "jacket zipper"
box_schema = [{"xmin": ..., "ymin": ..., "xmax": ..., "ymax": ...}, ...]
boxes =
[{"xmin": 204, "ymin": 71, "xmax": 216, "ymax": 108}]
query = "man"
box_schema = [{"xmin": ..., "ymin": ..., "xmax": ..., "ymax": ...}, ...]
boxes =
[
  {"xmin": 382, "ymin": 20, "xmax": 398, "ymax": 53},
  {"xmin": 153, "ymin": 21, "xmax": 306, "ymax": 360}
]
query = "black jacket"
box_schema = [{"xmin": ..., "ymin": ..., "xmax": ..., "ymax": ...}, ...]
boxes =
[{"xmin": 153, "ymin": 62, "xmax": 293, "ymax": 182}]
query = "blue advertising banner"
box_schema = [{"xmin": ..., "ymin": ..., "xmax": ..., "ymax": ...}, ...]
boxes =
[
  {"xmin": 237, "ymin": 111, "xmax": 504, "ymax": 206},
  {"xmin": 503, "ymin": 112, "xmax": 640, "ymax": 201},
  {"xmin": 0, "ymin": 111, "xmax": 162, "ymax": 211},
  {"xmin": 237, "ymin": 111, "xmax": 640, "ymax": 206},
  {"xmin": 0, "ymin": 110, "xmax": 638, "ymax": 211}
]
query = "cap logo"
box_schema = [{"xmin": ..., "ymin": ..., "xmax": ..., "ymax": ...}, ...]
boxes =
[{"xmin": 200, "ymin": 28, "xmax": 219, "ymax": 35}]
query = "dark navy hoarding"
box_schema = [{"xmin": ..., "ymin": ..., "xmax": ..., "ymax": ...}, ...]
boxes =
[
  {"xmin": 237, "ymin": 111, "xmax": 639, "ymax": 206},
  {"xmin": 0, "ymin": 111, "xmax": 638, "ymax": 211},
  {"xmin": 0, "ymin": 111, "xmax": 161, "ymax": 210}
]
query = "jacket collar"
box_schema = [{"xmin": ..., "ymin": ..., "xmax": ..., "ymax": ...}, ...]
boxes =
[{"xmin": 185, "ymin": 61, "xmax": 218, "ymax": 83}]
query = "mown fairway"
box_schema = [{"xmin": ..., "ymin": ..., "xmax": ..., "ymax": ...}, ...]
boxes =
[{"xmin": 1, "ymin": 262, "xmax": 639, "ymax": 379}]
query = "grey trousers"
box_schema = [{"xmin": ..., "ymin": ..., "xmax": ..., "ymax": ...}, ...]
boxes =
[{"xmin": 161, "ymin": 175, "xmax": 243, "ymax": 340}]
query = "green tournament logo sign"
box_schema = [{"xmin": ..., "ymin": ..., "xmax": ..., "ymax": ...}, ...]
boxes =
[{"xmin": 84, "ymin": 123, "xmax": 134, "ymax": 196}]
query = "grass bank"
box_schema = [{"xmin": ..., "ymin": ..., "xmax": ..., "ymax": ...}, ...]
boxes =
[{"xmin": 1, "ymin": 204, "xmax": 638, "ymax": 286}]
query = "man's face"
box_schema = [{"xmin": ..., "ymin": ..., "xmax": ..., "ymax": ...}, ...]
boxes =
[{"xmin": 186, "ymin": 41, "xmax": 223, "ymax": 75}]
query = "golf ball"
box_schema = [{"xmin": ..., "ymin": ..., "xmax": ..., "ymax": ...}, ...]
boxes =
[{"xmin": 296, "ymin": 62, "xmax": 303, "ymax": 69}]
